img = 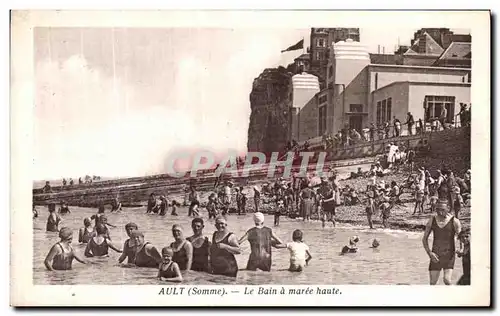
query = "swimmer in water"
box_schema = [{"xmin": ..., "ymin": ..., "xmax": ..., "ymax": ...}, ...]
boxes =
[
  {"xmin": 157, "ymin": 247, "xmax": 183, "ymax": 282},
  {"xmin": 239, "ymin": 212, "xmax": 284, "ymax": 272},
  {"xmin": 46, "ymin": 203, "xmax": 62, "ymax": 232},
  {"xmin": 78, "ymin": 218, "xmax": 95, "ymax": 244},
  {"xmin": 84, "ymin": 224, "xmax": 122, "ymax": 257},
  {"xmin": 118, "ymin": 222, "xmax": 139, "ymax": 265},
  {"xmin": 171, "ymin": 201, "xmax": 179, "ymax": 216},
  {"xmin": 44, "ymin": 227, "xmax": 87, "ymax": 271},
  {"xmin": 341, "ymin": 236, "xmax": 359, "ymax": 254},
  {"xmin": 371, "ymin": 238, "xmax": 380, "ymax": 249},
  {"xmin": 58, "ymin": 201, "xmax": 71, "ymax": 215},
  {"xmin": 275, "ymin": 229, "xmax": 312, "ymax": 272}
]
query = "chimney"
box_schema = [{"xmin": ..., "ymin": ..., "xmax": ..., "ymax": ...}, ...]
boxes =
[
  {"xmin": 378, "ymin": 45, "xmax": 380, "ymax": 54},
  {"xmin": 383, "ymin": 46, "xmax": 385, "ymax": 54}
]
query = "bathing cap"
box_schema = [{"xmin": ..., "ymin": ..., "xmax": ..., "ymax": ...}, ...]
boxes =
[
  {"xmin": 172, "ymin": 224, "xmax": 183, "ymax": 231},
  {"xmin": 83, "ymin": 217, "xmax": 91, "ymax": 225},
  {"xmin": 253, "ymin": 212, "xmax": 265, "ymax": 224},
  {"xmin": 436, "ymin": 200, "xmax": 449, "ymax": 211},
  {"xmin": 95, "ymin": 223, "xmax": 107, "ymax": 235},
  {"xmin": 130, "ymin": 230, "xmax": 144, "ymax": 238},
  {"xmin": 349, "ymin": 236, "xmax": 360, "ymax": 245},
  {"xmin": 162, "ymin": 247, "xmax": 173, "ymax": 256},
  {"xmin": 125, "ymin": 222, "xmax": 138, "ymax": 230},
  {"xmin": 58, "ymin": 227, "xmax": 73, "ymax": 240}
]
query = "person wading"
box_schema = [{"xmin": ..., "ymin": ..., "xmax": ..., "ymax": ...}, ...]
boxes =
[
  {"xmin": 170, "ymin": 224, "xmax": 193, "ymax": 271},
  {"xmin": 253, "ymin": 186, "xmax": 261, "ymax": 213},
  {"xmin": 84, "ymin": 224, "xmax": 122, "ymax": 257},
  {"xmin": 118, "ymin": 222, "xmax": 139, "ymax": 265},
  {"xmin": 422, "ymin": 200, "xmax": 461, "ymax": 285},
  {"xmin": 186, "ymin": 218, "xmax": 211, "ymax": 273},
  {"xmin": 317, "ymin": 176, "xmax": 336, "ymax": 228},
  {"xmin": 131, "ymin": 231, "xmax": 162, "ymax": 268},
  {"xmin": 299, "ymin": 183, "xmax": 315, "ymax": 221},
  {"xmin": 78, "ymin": 218, "xmax": 94, "ymax": 244},
  {"xmin": 238, "ymin": 212, "xmax": 284, "ymax": 272},
  {"xmin": 44, "ymin": 227, "xmax": 87, "ymax": 271},
  {"xmin": 46, "ymin": 203, "xmax": 62, "ymax": 232},
  {"xmin": 210, "ymin": 216, "xmax": 241, "ymax": 277}
]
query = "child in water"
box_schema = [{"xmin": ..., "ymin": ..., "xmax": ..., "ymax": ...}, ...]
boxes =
[
  {"xmin": 44, "ymin": 227, "xmax": 87, "ymax": 270},
  {"xmin": 341, "ymin": 236, "xmax": 359, "ymax": 254},
  {"xmin": 275, "ymin": 229, "xmax": 312, "ymax": 272},
  {"xmin": 171, "ymin": 201, "xmax": 179, "ymax": 216},
  {"xmin": 84, "ymin": 224, "xmax": 122, "ymax": 257},
  {"xmin": 456, "ymin": 228, "xmax": 471, "ymax": 285},
  {"xmin": 274, "ymin": 198, "xmax": 285, "ymax": 226},
  {"xmin": 157, "ymin": 247, "xmax": 183, "ymax": 282},
  {"xmin": 78, "ymin": 218, "xmax": 95, "ymax": 243}
]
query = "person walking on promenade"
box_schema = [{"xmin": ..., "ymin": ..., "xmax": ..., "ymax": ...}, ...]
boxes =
[
  {"xmin": 406, "ymin": 112, "xmax": 415, "ymax": 135},
  {"xmin": 439, "ymin": 106, "xmax": 448, "ymax": 130}
]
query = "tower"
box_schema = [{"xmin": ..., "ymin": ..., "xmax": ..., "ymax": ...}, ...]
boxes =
[
  {"xmin": 289, "ymin": 73, "xmax": 320, "ymax": 142},
  {"xmin": 328, "ymin": 39, "xmax": 370, "ymax": 133},
  {"xmin": 309, "ymin": 28, "xmax": 360, "ymax": 87}
]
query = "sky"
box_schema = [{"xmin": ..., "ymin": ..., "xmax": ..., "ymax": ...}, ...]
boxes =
[{"xmin": 34, "ymin": 27, "xmax": 469, "ymax": 180}]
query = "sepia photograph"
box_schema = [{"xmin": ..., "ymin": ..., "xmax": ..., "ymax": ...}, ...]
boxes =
[{"xmin": 10, "ymin": 10, "xmax": 490, "ymax": 306}]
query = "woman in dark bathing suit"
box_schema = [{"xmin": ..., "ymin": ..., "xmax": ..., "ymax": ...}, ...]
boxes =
[
  {"xmin": 46, "ymin": 203, "xmax": 62, "ymax": 232},
  {"xmin": 118, "ymin": 222, "xmax": 138, "ymax": 264},
  {"xmin": 78, "ymin": 218, "xmax": 95, "ymax": 244},
  {"xmin": 210, "ymin": 216, "xmax": 241, "ymax": 278},
  {"xmin": 187, "ymin": 218, "xmax": 211, "ymax": 272},
  {"xmin": 131, "ymin": 230, "xmax": 162, "ymax": 268},
  {"xmin": 422, "ymin": 200, "xmax": 461, "ymax": 285},
  {"xmin": 44, "ymin": 227, "xmax": 87, "ymax": 270},
  {"xmin": 84, "ymin": 224, "xmax": 122, "ymax": 257},
  {"xmin": 238, "ymin": 212, "xmax": 284, "ymax": 272},
  {"xmin": 170, "ymin": 224, "xmax": 193, "ymax": 271}
]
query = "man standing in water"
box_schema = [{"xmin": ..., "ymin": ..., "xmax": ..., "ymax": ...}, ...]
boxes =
[
  {"xmin": 238, "ymin": 212, "xmax": 285, "ymax": 272},
  {"xmin": 317, "ymin": 176, "xmax": 336, "ymax": 228},
  {"xmin": 131, "ymin": 231, "xmax": 162, "ymax": 268},
  {"xmin": 422, "ymin": 200, "xmax": 461, "ymax": 285}
]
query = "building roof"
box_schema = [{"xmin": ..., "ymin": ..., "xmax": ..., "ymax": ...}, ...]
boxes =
[
  {"xmin": 452, "ymin": 34, "xmax": 472, "ymax": 43},
  {"xmin": 405, "ymin": 32, "xmax": 444, "ymax": 56},
  {"xmin": 369, "ymin": 53, "xmax": 403, "ymax": 65},
  {"xmin": 294, "ymin": 53, "xmax": 310, "ymax": 61},
  {"xmin": 373, "ymin": 80, "xmax": 471, "ymax": 93},
  {"xmin": 368, "ymin": 63, "xmax": 471, "ymax": 72},
  {"xmin": 436, "ymin": 42, "xmax": 471, "ymax": 60}
]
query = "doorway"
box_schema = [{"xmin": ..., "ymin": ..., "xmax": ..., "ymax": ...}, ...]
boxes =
[{"xmin": 349, "ymin": 115, "xmax": 363, "ymax": 133}]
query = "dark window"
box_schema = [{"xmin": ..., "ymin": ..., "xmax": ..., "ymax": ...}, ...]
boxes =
[
  {"xmin": 424, "ymin": 95, "xmax": 455, "ymax": 122},
  {"xmin": 319, "ymin": 105, "xmax": 327, "ymax": 135},
  {"xmin": 381, "ymin": 99, "xmax": 387, "ymax": 123},
  {"xmin": 376, "ymin": 101, "xmax": 382, "ymax": 125},
  {"xmin": 349, "ymin": 104, "xmax": 363, "ymax": 113},
  {"xmin": 374, "ymin": 73, "xmax": 378, "ymax": 90},
  {"xmin": 387, "ymin": 98, "xmax": 392, "ymax": 120},
  {"xmin": 319, "ymin": 95, "xmax": 327, "ymax": 104}
]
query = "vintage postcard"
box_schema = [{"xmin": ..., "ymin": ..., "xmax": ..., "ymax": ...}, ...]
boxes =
[{"xmin": 10, "ymin": 10, "xmax": 490, "ymax": 306}]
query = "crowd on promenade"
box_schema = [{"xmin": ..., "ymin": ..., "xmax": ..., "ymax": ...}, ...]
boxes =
[{"xmin": 289, "ymin": 105, "xmax": 471, "ymax": 151}]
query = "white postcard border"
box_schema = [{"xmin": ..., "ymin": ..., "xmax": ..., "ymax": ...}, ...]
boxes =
[{"xmin": 10, "ymin": 10, "xmax": 491, "ymax": 307}]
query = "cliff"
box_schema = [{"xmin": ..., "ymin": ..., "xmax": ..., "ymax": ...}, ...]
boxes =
[{"xmin": 247, "ymin": 65, "xmax": 294, "ymax": 153}]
